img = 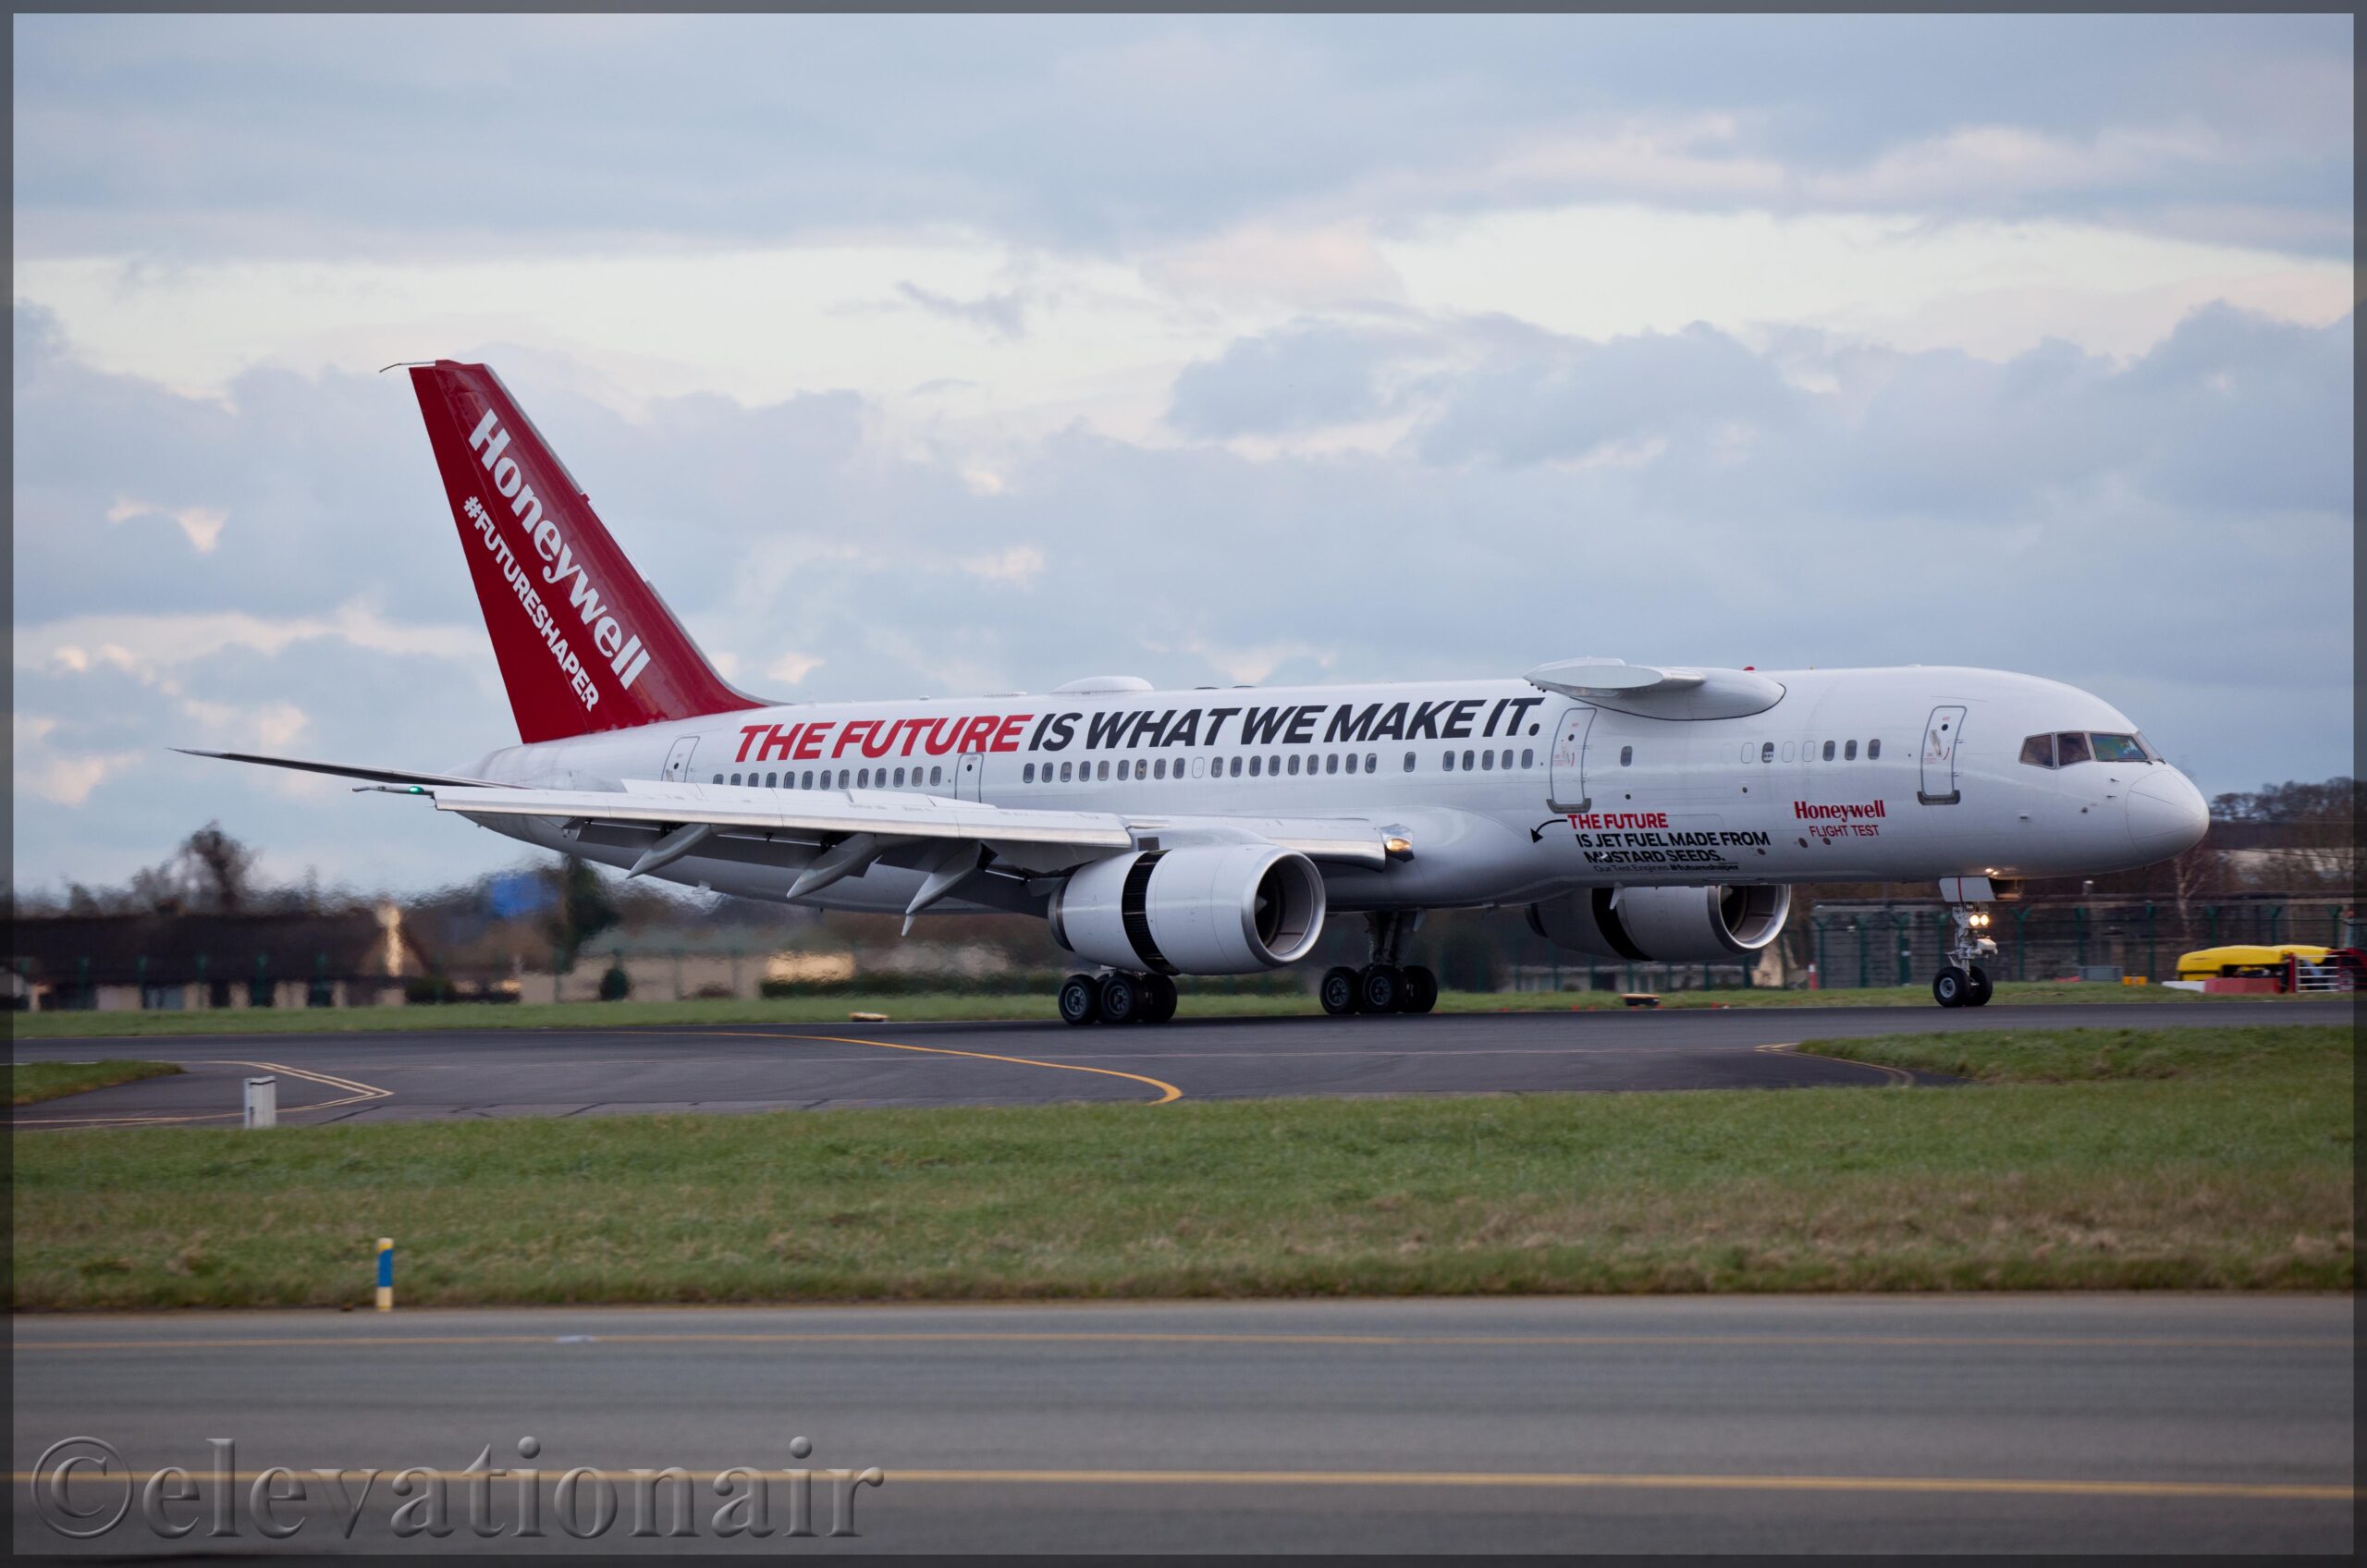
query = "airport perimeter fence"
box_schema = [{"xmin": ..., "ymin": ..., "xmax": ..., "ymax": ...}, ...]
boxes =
[{"xmin": 1798, "ymin": 897, "xmax": 2361, "ymax": 988}]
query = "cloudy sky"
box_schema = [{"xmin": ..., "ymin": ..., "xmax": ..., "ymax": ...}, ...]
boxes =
[{"xmin": 12, "ymin": 14, "xmax": 2355, "ymax": 895}]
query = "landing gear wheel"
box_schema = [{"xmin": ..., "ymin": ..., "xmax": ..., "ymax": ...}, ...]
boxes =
[
  {"xmin": 1965, "ymin": 965, "xmax": 1993, "ymax": 1008},
  {"xmin": 1400, "ymin": 964, "xmax": 1439, "ymax": 1015},
  {"xmin": 1058, "ymin": 973, "xmax": 1101, "ymax": 1026},
  {"xmin": 1098, "ymin": 972, "xmax": 1144, "ymax": 1026},
  {"xmin": 1359, "ymin": 964, "xmax": 1404, "ymax": 1014},
  {"xmin": 1319, "ymin": 965, "xmax": 1362, "ymax": 1016},
  {"xmin": 1142, "ymin": 974, "xmax": 1179, "ymax": 1024},
  {"xmin": 1932, "ymin": 966, "xmax": 1969, "ymax": 1009}
]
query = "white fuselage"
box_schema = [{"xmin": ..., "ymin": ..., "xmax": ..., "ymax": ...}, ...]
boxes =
[{"xmin": 453, "ymin": 665, "xmax": 2209, "ymax": 919}]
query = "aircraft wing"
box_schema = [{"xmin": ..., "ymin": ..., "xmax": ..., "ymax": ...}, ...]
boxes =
[
  {"xmin": 418, "ymin": 779, "xmax": 1399, "ymax": 876},
  {"xmin": 176, "ymin": 748, "xmax": 516, "ymax": 790}
]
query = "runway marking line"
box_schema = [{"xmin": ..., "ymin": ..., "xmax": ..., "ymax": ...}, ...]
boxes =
[
  {"xmin": 11, "ymin": 1059, "xmax": 392, "ymax": 1130},
  {"xmin": 16, "ymin": 1330, "xmax": 2347, "ymax": 1353},
  {"xmin": 1757, "ymin": 1039, "xmax": 1915, "ymax": 1086},
  {"xmin": 619, "ymin": 1029, "xmax": 1184, "ymax": 1105},
  {"xmin": 1, "ymin": 1466, "xmax": 2346, "ymax": 1502}
]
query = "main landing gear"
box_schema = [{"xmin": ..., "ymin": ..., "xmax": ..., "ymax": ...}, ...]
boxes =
[
  {"xmin": 1059, "ymin": 970, "xmax": 1179, "ymax": 1026},
  {"xmin": 1932, "ymin": 903, "xmax": 1998, "ymax": 1009},
  {"xmin": 1319, "ymin": 912, "xmax": 1439, "ymax": 1018}
]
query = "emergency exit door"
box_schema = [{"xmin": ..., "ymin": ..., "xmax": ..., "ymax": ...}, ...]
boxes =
[
  {"xmin": 956, "ymin": 752, "xmax": 986, "ymax": 802},
  {"xmin": 1919, "ymin": 704, "xmax": 1966, "ymax": 805},
  {"xmin": 663, "ymin": 735, "xmax": 699, "ymax": 781},
  {"xmin": 1547, "ymin": 707, "xmax": 1595, "ymax": 813}
]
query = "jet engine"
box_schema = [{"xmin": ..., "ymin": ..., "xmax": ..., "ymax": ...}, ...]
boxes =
[
  {"xmin": 1526, "ymin": 884, "xmax": 1791, "ymax": 962},
  {"xmin": 1050, "ymin": 845, "xmax": 1327, "ymax": 974}
]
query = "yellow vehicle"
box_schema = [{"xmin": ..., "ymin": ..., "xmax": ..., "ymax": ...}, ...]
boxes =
[{"xmin": 2175, "ymin": 944, "xmax": 2330, "ymax": 981}]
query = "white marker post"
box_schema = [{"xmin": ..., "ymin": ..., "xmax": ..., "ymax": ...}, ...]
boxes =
[{"xmin": 243, "ymin": 1076, "xmax": 276, "ymax": 1130}]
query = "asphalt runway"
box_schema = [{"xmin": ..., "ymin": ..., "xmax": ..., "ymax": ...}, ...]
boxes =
[
  {"xmin": 11, "ymin": 1295, "xmax": 2351, "ymax": 1553},
  {"xmin": 12, "ymin": 998, "xmax": 2350, "ymax": 1129}
]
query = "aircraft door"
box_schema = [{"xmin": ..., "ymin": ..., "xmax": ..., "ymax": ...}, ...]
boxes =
[
  {"xmin": 956, "ymin": 752, "xmax": 986, "ymax": 802},
  {"xmin": 663, "ymin": 735, "xmax": 699, "ymax": 781},
  {"xmin": 1919, "ymin": 704, "xmax": 1966, "ymax": 805},
  {"xmin": 1546, "ymin": 706, "xmax": 1595, "ymax": 814}
]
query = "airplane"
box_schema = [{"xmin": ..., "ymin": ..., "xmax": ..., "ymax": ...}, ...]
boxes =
[{"xmin": 189, "ymin": 361, "xmax": 2213, "ymax": 1022}]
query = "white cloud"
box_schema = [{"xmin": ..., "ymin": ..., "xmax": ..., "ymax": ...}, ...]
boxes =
[
  {"xmin": 14, "ymin": 602, "xmax": 477, "ymax": 680},
  {"xmin": 959, "ymin": 545, "xmax": 1045, "ymax": 585},
  {"xmin": 767, "ymin": 652, "xmax": 825, "ymax": 685},
  {"xmin": 1380, "ymin": 204, "xmax": 2354, "ymax": 363}
]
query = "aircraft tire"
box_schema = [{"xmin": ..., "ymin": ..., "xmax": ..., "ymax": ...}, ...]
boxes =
[
  {"xmin": 1400, "ymin": 964, "xmax": 1440, "ymax": 1014},
  {"xmin": 1058, "ymin": 973, "xmax": 1101, "ymax": 1026},
  {"xmin": 1359, "ymin": 964, "xmax": 1404, "ymax": 1014},
  {"xmin": 1932, "ymin": 966, "xmax": 1969, "ymax": 1008},
  {"xmin": 1965, "ymin": 965, "xmax": 1993, "ymax": 1007},
  {"xmin": 1098, "ymin": 971, "xmax": 1144, "ymax": 1025},
  {"xmin": 1319, "ymin": 965, "xmax": 1361, "ymax": 1016},
  {"xmin": 1142, "ymin": 974, "xmax": 1179, "ymax": 1023}
]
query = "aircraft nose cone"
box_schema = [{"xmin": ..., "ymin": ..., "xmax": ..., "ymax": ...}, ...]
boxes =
[{"xmin": 2127, "ymin": 768, "xmax": 2209, "ymax": 855}]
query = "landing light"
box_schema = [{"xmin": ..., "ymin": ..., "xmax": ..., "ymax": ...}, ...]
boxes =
[{"xmin": 1384, "ymin": 837, "xmax": 1414, "ymax": 861}]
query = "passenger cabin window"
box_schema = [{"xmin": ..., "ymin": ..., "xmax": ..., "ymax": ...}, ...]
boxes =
[
  {"xmin": 1024, "ymin": 763, "xmax": 1036, "ymax": 783},
  {"xmin": 1328, "ymin": 754, "xmax": 1340, "ymax": 775},
  {"xmin": 1404, "ymin": 752, "xmax": 1417, "ymax": 772},
  {"xmin": 2091, "ymin": 733, "xmax": 2148, "ymax": 764},
  {"xmin": 730, "ymin": 772, "xmax": 742, "ymax": 785},
  {"xmin": 1821, "ymin": 741, "xmax": 1834, "ymax": 762},
  {"xmin": 1760, "ymin": 742, "xmax": 1774, "ymax": 763},
  {"xmin": 1060, "ymin": 761, "xmax": 1073, "ymax": 782},
  {"xmin": 2054, "ymin": 732, "xmax": 2091, "ymax": 766},
  {"xmin": 1367, "ymin": 753, "xmax": 1379, "ymax": 773},
  {"xmin": 1843, "ymin": 741, "xmax": 1857, "ymax": 761},
  {"xmin": 1523, "ymin": 749, "xmax": 1535, "ymax": 769},
  {"xmin": 1866, "ymin": 740, "xmax": 1881, "ymax": 761},
  {"xmin": 712, "ymin": 773, "xmax": 723, "ymax": 784},
  {"xmin": 1154, "ymin": 758, "xmax": 1167, "ymax": 779},
  {"xmin": 2019, "ymin": 734, "xmax": 2055, "ymax": 768},
  {"xmin": 1442, "ymin": 751, "xmax": 1455, "ymax": 771},
  {"xmin": 1620, "ymin": 746, "xmax": 1633, "ymax": 766},
  {"xmin": 1462, "ymin": 750, "xmax": 1476, "ymax": 771}
]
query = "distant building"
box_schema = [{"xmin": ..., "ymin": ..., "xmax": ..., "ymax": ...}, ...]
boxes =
[{"xmin": 6, "ymin": 905, "xmax": 432, "ymax": 1011}]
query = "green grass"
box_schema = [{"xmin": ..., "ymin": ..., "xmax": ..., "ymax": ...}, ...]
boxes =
[
  {"xmin": 10, "ymin": 1059, "xmax": 181, "ymax": 1106},
  {"xmin": 5, "ymin": 978, "xmax": 2227, "ymax": 1040},
  {"xmin": 1797, "ymin": 1023, "xmax": 2353, "ymax": 1084},
  {"xmin": 11, "ymin": 1025, "xmax": 2348, "ymax": 1310}
]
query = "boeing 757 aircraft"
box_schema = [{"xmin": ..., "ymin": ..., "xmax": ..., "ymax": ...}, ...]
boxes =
[{"xmin": 190, "ymin": 361, "xmax": 2211, "ymax": 1021}]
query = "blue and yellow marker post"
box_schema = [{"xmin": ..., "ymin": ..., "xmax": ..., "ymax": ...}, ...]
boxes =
[{"xmin": 375, "ymin": 1237, "xmax": 394, "ymax": 1312}]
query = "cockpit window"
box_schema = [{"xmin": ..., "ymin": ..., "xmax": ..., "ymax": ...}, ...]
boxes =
[
  {"xmin": 2019, "ymin": 734, "xmax": 2055, "ymax": 768},
  {"xmin": 2054, "ymin": 731, "xmax": 2092, "ymax": 766},
  {"xmin": 2091, "ymin": 733, "xmax": 2148, "ymax": 764}
]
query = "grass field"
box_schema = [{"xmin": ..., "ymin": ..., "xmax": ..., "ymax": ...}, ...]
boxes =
[
  {"xmin": 11, "ymin": 1024, "xmax": 2347, "ymax": 1310},
  {"xmin": 6, "ymin": 978, "xmax": 2236, "ymax": 1039},
  {"xmin": 10, "ymin": 1059, "xmax": 181, "ymax": 1106}
]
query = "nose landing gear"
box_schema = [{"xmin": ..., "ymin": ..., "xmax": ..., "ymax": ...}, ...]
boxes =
[{"xmin": 1933, "ymin": 902, "xmax": 1998, "ymax": 1009}]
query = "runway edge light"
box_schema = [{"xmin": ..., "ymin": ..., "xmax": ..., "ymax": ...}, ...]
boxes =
[{"xmin": 376, "ymin": 1237, "xmax": 394, "ymax": 1312}]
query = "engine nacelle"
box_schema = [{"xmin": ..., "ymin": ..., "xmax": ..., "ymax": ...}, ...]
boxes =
[
  {"xmin": 1526, "ymin": 884, "xmax": 1791, "ymax": 963},
  {"xmin": 1050, "ymin": 845, "xmax": 1327, "ymax": 974}
]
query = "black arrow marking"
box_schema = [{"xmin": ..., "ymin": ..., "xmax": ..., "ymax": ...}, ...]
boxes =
[{"xmin": 1528, "ymin": 817, "xmax": 1570, "ymax": 843}]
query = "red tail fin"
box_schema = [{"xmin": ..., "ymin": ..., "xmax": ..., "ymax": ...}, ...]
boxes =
[{"xmin": 410, "ymin": 361, "xmax": 759, "ymax": 743}]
